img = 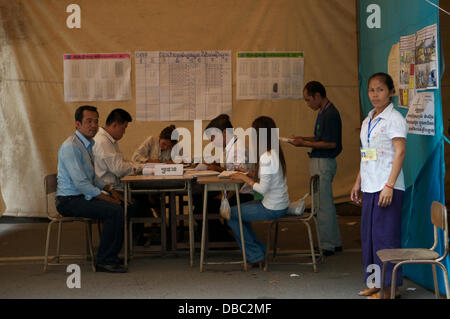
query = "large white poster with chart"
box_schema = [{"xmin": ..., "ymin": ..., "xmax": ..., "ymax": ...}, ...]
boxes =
[
  {"xmin": 63, "ymin": 53, "xmax": 131, "ymax": 102},
  {"xmin": 135, "ymin": 51, "xmax": 232, "ymax": 121},
  {"xmin": 236, "ymin": 52, "xmax": 304, "ymax": 100}
]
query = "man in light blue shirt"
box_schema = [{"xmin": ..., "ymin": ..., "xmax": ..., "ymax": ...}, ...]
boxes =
[{"xmin": 56, "ymin": 105, "xmax": 127, "ymax": 273}]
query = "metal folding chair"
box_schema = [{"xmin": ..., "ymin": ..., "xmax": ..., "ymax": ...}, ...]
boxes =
[
  {"xmin": 43, "ymin": 174, "xmax": 96, "ymax": 272},
  {"xmin": 264, "ymin": 175, "xmax": 322, "ymax": 272},
  {"xmin": 377, "ymin": 201, "xmax": 450, "ymax": 299}
]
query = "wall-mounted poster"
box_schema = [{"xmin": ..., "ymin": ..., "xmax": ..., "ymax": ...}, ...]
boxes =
[
  {"xmin": 236, "ymin": 52, "xmax": 304, "ymax": 100},
  {"xmin": 135, "ymin": 51, "xmax": 232, "ymax": 121},
  {"xmin": 63, "ymin": 53, "xmax": 131, "ymax": 102},
  {"xmin": 415, "ymin": 24, "xmax": 438, "ymax": 91}
]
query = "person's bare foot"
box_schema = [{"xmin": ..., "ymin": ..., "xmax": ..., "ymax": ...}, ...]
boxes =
[
  {"xmin": 358, "ymin": 288, "xmax": 380, "ymax": 296},
  {"xmin": 366, "ymin": 287, "xmax": 401, "ymax": 299}
]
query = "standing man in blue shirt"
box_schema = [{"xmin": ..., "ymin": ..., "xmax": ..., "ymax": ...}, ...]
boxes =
[
  {"xmin": 56, "ymin": 105, "xmax": 127, "ymax": 273},
  {"xmin": 288, "ymin": 81, "xmax": 343, "ymax": 256}
]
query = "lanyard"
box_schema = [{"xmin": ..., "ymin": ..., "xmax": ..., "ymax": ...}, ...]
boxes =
[
  {"xmin": 75, "ymin": 134, "xmax": 95, "ymax": 167},
  {"xmin": 314, "ymin": 101, "xmax": 329, "ymax": 137},
  {"xmin": 367, "ymin": 117, "xmax": 382, "ymax": 146}
]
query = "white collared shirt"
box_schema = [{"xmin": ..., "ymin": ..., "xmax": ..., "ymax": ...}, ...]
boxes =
[
  {"xmin": 93, "ymin": 127, "xmax": 142, "ymax": 190},
  {"xmin": 359, "ymin": 103, "xmax": 408, "ymax": 193}
]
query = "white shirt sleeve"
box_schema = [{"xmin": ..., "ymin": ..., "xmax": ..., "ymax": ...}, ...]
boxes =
[
  {"xmin": 94, "ymin": 134, "xmax": 139, "ymax": 179},
  {"xmin": 387, "ymin": 113, "xmax": 408, "ymax": 139},
  {"xmin": 252, "ymin": 151, "xmax": 279, "ymax": 195},
  {"xmin": 132, "ymin": 136, "xmax": 156, "ymax": 163}
]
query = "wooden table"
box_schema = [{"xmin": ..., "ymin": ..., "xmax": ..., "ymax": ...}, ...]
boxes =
[
  {"xmin": 196, "ymin": 176, "xmax": 247, "ymax": 272},
  {"xmin": 121, "ymin": 174, "xmax": 195, "ymax": 268}
]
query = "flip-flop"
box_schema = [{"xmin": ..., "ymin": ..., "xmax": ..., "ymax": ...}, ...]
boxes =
[
  {"xmin": 367, "ymin": 292, "xmax": 401, "ymax": 299},
  {"xmin": 358, "ymin": 288, "xmax": 380, "ymax": 296}
]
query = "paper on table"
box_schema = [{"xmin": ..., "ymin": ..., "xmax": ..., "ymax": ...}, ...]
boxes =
[
  {"xmin": 279, "ymin": 137, "xmax": 294, "ymax": 143},
  {"xmin": 194, "ymin": 163, "xmax": 208, "ymax": 171},
  {"xmin": 218, "ymin": 171, "xmax": 248, "ymax": 179},
  {"xmin": 184, "ymin": 170, "xmax": 220, "ymax": 177}
]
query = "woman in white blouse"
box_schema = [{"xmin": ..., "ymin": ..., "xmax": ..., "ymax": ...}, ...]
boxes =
[
  {"xmin": 229, "ymin": 116, "xmax": 290, "ymax": 268},
  {"xmin": 351, "ymin": 72, "xmax": 408, "ymax": 299}
]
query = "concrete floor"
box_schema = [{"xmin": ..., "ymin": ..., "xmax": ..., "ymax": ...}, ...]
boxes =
[{"xmin": 0, "ymin": 214, "xmax": 437, "ymax": 299}]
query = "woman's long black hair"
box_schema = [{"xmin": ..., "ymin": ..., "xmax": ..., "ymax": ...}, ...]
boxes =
[{"xmin": 251, "ymin": 116, "xmax": 287, "ymax": 178}]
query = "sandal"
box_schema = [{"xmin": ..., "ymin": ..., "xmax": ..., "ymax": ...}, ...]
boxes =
[
  {"xmin": 358, "ymin": 288, "xmax": 380, "ymax": 296},
  {"xmin": 243, "ymin": 260, "xmax": 264, "ymax": 270},
  {"xmin": 367, "ymin": 291, "xmax": 401, "ymax": 299}
]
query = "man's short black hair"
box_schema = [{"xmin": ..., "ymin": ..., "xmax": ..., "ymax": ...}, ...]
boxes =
[
  {"xmin": 106, "ymin": 108, "xmax": 132, "ymax": 126},
  {"xmin": 303, "ymin": 81, "xmax": 327, "ymax": 98},
  {"xmin": 75, "ymin": 105, "xmax": 98, "ymax": 123}
]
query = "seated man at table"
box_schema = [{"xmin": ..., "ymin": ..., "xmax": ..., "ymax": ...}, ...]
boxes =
[
  {"xmin": 56, "ymin": 105, "xmax": 126, "ymax": 273},
  {"xmin": 93, "ymin": 108, "xmax": 150, "ymax": 246}
]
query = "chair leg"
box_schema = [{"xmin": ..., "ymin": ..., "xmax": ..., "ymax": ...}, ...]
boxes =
[
  {"xmin": 264, "ymin": 222, "xmax": 274, "ymax": 272},
  {"xmin": 436, "ymin": 262, "xmax": 450, "ymax": 299},
  {"xmin": 432, "ymin": 264, "xmax": 440, "ymax": 299},
  {"xmin": 379, "ymin": 262, "xmax": 387, "ymax": 299},
  {"xmin": 86, "ymin": 222, "xmax": 96, "ymax": 272},
  {"xmin": 200, "ymin": 186, "xmax": 208, "ymax": 272},
  {"xmin": 85, "ymin": 223, "xmax": 90, "ymax": 261},
  {"xmin": 272, "ymin": 222, "xmax": 279, "ymax": 259},
  {"xmin": 97, "ymin": 221, "xmax": 102, "ymax": 241},
  {"xmin": 313, "ymin": 217, "xmax": 323, "ymax": 261},
  {"xmin": 43, "ymin": 220, "xmax": 54, "ymax": 272},
  {"xmin": 390, "ymin": 263, "xmax": 401, "ymax": 299},
  {"xmin": 129, "ymin": 220, "xmax": 134, "ymax": 258},
  {"xmin": 56, "ymin": 221, "xmax": 62, "ymax": 263},
  {"xmin": 304, "ymin": 222, "xmax": 317, "ymax": 273}
]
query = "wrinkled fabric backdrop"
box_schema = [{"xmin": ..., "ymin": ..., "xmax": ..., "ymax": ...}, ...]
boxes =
[{"xmin": 0, "ymin": 0, "xmax": 446, "ymax": 218}]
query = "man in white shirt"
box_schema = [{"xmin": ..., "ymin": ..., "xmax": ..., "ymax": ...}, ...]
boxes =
[
  {"xmin": 93, "ymin": 108, "xmax": 148, "ymax": 245},
  {"xmin": 93, "ymin": 109, "xmax": 143, "ymax": 190}
]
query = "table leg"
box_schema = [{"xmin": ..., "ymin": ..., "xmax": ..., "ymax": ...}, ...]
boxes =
[
  {"xmin": 235, "ymin": 184, "xmax": 247, "ymax": 271},
  {"xmin": 200, "ymin": 184, "xmax": 208, "ymax": 272},
  {"xmin": 124, "ymin": 182, "xmax": 128, "ymax": 269},
  {"xmin": 170, "ymin": 193, "xmax": 177, "ymax": 251},
  {"xmin": 188, "ymin": 181, "xmax": 194, "ymax": 267},
  {"xmin": 161, "ymin": 193, "xmax": 167, "ymax": 253}
]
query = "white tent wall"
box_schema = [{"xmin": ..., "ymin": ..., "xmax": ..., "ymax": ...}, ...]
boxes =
[{"xmin": 0, "ymin": 0, "xmax": 361, "ymax": 217}]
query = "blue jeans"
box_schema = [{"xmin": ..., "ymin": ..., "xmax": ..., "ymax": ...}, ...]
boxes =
[
  {"xmin": 56, "ymin": 196, "xmax": 124, "ymax": 265},
  {"xmin": 227, "ymin": 200, "xmax": 287, "ymax": 263}
]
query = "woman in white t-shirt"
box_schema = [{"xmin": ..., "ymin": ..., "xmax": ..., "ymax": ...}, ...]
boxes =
[
  {"xmin": 229, "ymin": 116, "xmax": 290, "ymax": 268},
  {"xmin": 351, "ymin": 72, "xmax": 408, "ymax": 299}
]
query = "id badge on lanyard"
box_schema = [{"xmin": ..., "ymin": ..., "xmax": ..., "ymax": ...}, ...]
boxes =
[
  {"xmin": 361, "ymin": 148, "xmax": 377, "ymax": 161},
  {"xmin": 361, "ymin": 117, "xmax": 382, "ymax": 162}
]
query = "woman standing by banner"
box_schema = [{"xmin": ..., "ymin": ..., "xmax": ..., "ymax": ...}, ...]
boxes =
[{"xmin": 351, "ymin": 72, "xmax": 408, "ymax": 299}]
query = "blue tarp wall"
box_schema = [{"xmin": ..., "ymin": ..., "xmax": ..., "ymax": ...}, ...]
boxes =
[{"xmin": 359, "ymin": 0, "xmax": 447, "ymax": 293}]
